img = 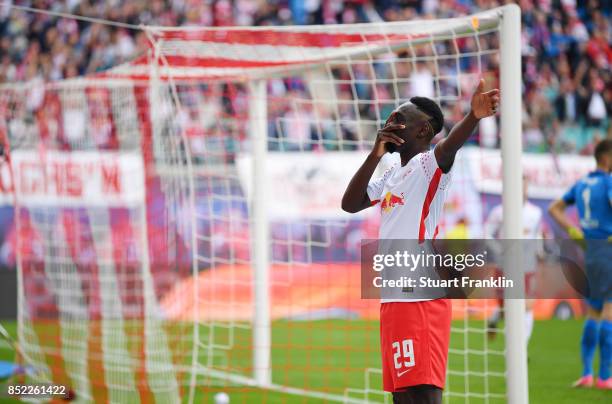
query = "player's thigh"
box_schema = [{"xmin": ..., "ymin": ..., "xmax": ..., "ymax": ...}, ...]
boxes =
[
  {"xmin": 392, "ymin": 384, "xmax": 442, "ymax": 404},
  {"xmin": 585, "ymin": 244, "xmax": 611, "ymax": 308}
]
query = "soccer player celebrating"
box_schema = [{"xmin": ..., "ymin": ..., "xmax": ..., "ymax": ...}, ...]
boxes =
[
  {"xmin": 548, "ymin": 139, "xmax": 612, "ymax": 390},
  {"xmin": 484, "ymin": 175, "xmax": 544, "ymax": 345},
  {"xmin": 341, "ymin": 80, "xmax": 499, "ymax": 403}
]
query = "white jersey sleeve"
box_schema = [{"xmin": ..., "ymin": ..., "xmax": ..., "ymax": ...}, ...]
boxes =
[
  {"xmin": 418, "ymin": 149, "xmax": 452, "ymax": 190},
  {"xmin": 367, "ymin": 165, "xmax": 395, "ymax": 202}
]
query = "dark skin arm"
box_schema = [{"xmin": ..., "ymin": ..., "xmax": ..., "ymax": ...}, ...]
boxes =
[
  {"xmin": 340, "ymin": 123, "xmax": 405, "ymax": 213},
  {"xmin": 435, "ymin": 79, "xmax": 500, "ymax": 172}
]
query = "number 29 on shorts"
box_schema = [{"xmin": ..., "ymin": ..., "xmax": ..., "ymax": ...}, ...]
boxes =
[{"xmin": 392, "ymin": 339, "xmax": 415, "ymax": 370}]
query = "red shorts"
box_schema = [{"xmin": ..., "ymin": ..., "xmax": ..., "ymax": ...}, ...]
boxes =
[{"xmin": 380, "ymin": 299, "xmax": 451, "ymax": 392}]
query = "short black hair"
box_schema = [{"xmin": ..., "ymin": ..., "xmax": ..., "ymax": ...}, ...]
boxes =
[
  {"xmin": 410, "ymin": 96, "xmax": 444, "ymax": 135},
  {"xmin": 594, "ymin": 139, "xmax": 612, "ymax": 162}
]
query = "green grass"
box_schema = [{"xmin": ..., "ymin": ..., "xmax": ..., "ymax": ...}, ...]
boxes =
[{"xmin": 0, "ymin": 319, "xmax": 609, "ymax": 403}]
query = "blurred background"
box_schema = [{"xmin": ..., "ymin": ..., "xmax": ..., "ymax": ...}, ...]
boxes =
[{"xmin": 0, "ymin": 0, "xmax": 609, "ymax": 154}]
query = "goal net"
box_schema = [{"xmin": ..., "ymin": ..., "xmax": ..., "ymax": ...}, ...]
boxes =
[{"xmin": 0, "ymin": 5, "xmax": 524, "ymax": 403}]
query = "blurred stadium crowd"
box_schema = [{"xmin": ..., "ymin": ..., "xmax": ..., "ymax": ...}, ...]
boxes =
[{"xmin": 0, "ymin": 0, "xmax": 610, "ymax": 157}]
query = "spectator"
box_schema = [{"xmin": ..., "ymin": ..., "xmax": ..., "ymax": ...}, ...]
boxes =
[
  {"xmin": 555, "ymin": 78, "xmax": 580, "ymax": 125},
  {"xmin": 0, "ymin": 0, "xmax": 608, "ymax": 156},
  {"xmin": 280, "ymin": 91, "xmax": 314, "ymax": 151}
]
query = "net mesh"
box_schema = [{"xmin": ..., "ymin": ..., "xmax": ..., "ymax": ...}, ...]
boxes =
[{"xmin": 0, "ymin": 7, "xmax": 514, "ymax": 403}]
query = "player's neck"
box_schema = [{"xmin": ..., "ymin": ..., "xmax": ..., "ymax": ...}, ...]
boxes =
[
  {"xmin": 399, "ymin": 146, "xmax": 427, "ymax": 166},
  {"xmin": 595, "ymin": 163, "xmax": 608, "ymax": 173}
]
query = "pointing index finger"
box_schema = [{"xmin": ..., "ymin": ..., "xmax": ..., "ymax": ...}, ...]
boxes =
[{"xmin": 383, "ymin": 123, "xmax": 406, "ymax": 130}]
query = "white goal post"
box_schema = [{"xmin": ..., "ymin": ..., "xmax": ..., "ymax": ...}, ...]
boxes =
[{"xmin": 499, "ymin": 5, "xmax": 529, "ymax": 404}]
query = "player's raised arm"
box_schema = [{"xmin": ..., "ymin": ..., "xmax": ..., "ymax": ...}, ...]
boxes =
[
  {"xmin": 341, "ymin": 122, "xmax": 405, "ymax": 213},
  {"xmin": 434, "ymin": 79, "xmax": 500, "ymax": 172}
]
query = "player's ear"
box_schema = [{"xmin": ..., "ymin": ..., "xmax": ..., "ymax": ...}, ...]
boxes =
[{"xmin": 416, "ymin": 121, "xmax": 429, "ymax": 139}]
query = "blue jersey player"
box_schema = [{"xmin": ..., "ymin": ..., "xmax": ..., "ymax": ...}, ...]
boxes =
[{"xmin": 549, "ymin": 139, "xmax": 612, "ymax": 390}]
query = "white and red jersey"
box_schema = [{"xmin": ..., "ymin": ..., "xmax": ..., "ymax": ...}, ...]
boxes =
[
  {"xmin": 484, "ymin": 201, "xmax": 543, "ymax": 273},
  {"xmin": 367, "ymin": 149, "xmax": 452, "ymax": 241},
  {"xmin": 484, "ymin": 201, "xmax": 543, "ymax": 239},
  {"xmin": 368, "ymin": 149, "xmax": 453, "ymax": 303}
]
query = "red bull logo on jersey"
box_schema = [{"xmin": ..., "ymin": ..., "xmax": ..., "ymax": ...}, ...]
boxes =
[{"xmin": 380, "ymin": 192, "xmax": 404, "ymax": 213}]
